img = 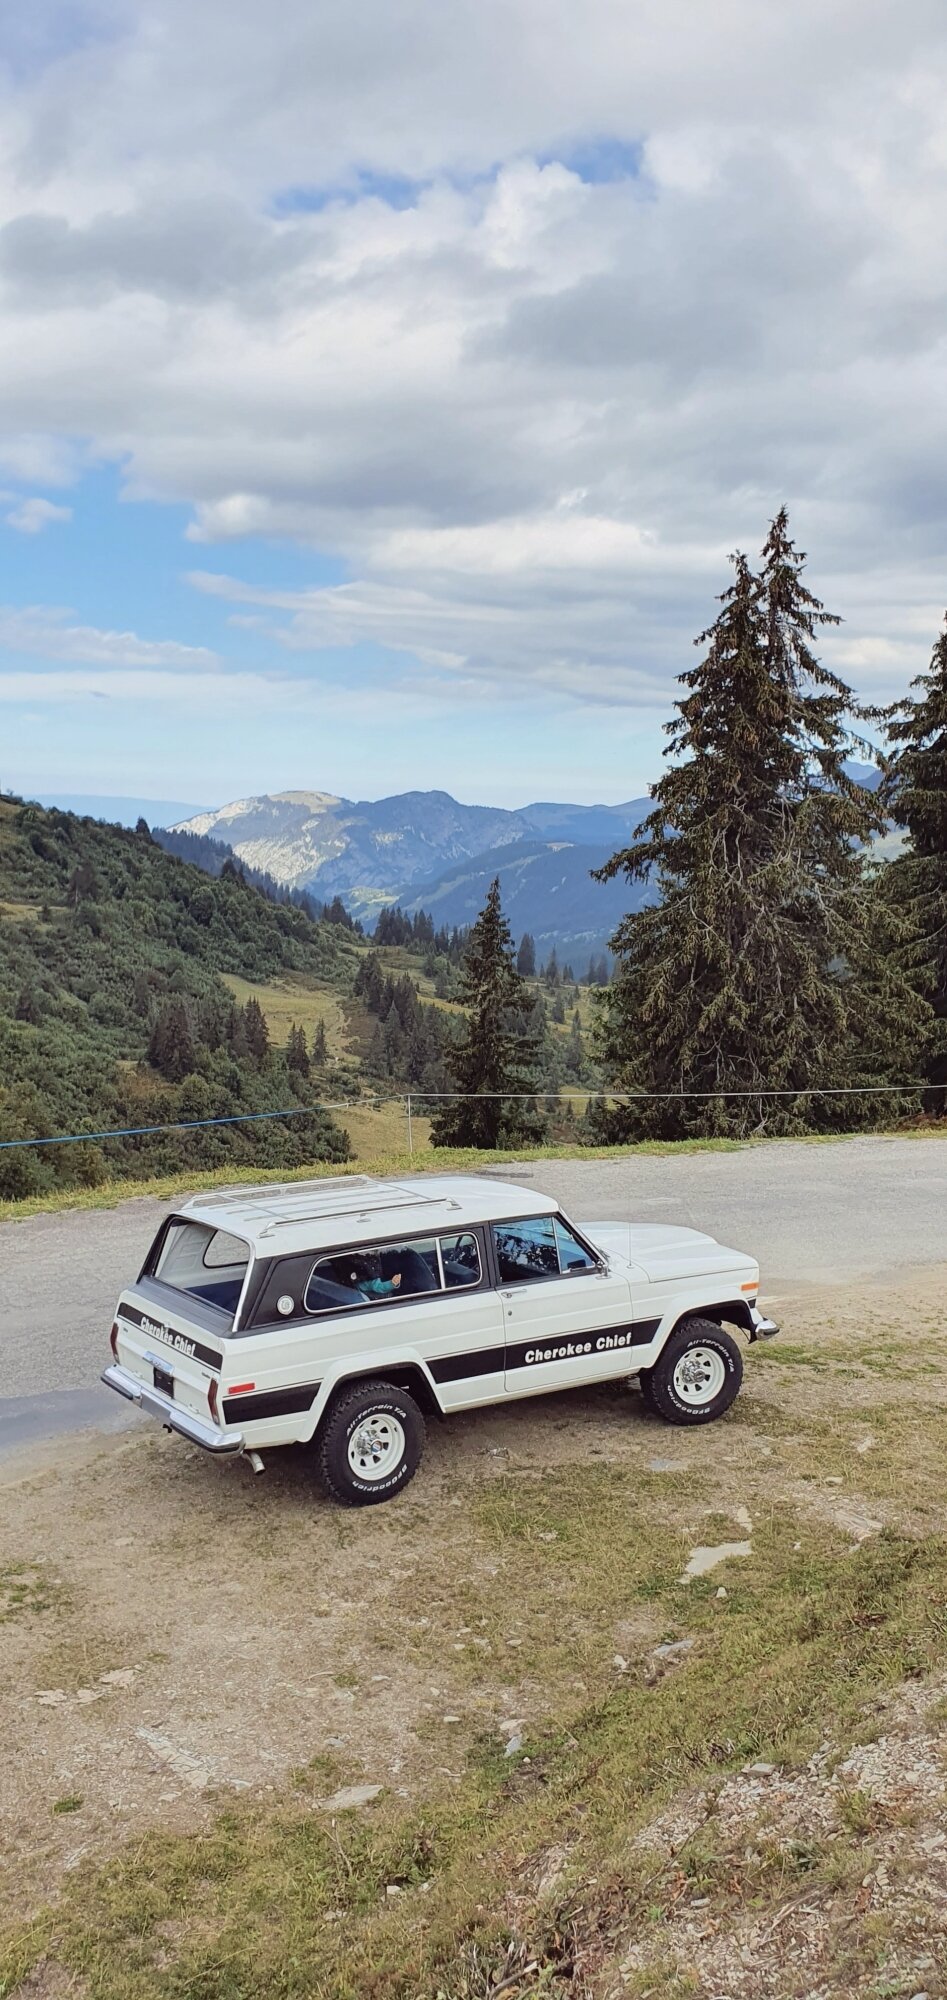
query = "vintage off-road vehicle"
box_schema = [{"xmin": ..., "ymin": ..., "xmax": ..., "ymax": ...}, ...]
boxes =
[{"xmin": 102, "ymin": 1174, "xmax": 778, "ymax": 1504}]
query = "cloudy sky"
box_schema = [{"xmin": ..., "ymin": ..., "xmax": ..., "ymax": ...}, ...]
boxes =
[{"xmin": 2, "ymin": 0, "xmax": 947, "ymax": 812}]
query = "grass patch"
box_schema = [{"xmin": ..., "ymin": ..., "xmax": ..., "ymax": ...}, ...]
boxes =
[
  {"xmin": 221, "ymin": 972, "xmax": 351, "ymax": 1060},
  {"xmin": 0, "ymin": 1132, "xmax": 844, "ymax": 1225},
  {"xmin": 4, "ymin": 1521, "xmax": 947, "ymax": 2000},
  {"xmin": 0, "ymin": 1563, "xmax": 58, "ymax": 1623}
]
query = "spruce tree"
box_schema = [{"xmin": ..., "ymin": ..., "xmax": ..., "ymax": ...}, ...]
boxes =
[
  {"xmin": 243, "ymin": 996, "xmax": 270, "ymax": 1067},
  {"xmin": 286, "ymin": 1023, "xmax": 310, "ymax": 1078},
  {"xmin": 311, "ymin": 1017, "xmax": 328, "ymax": 1065},
  {"xmin": 881, "ymin": 614, "xmax": 947, "ymax": 1112},
  {"xmin": 431, "ymin": 878, "xmax": 546, "ymax": 1148},
  {"xmin": 594, "ymin": 512, "xmax": 928, "ymax": 1140},
  {"xmin": 516, "ymin": 932, "xmax": 536, "ymax": 977}
]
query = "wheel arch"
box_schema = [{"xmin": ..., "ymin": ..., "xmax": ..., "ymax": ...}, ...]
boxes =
[
  {"xmin": 669, "ymin": 1299, "xmax": 756, "ymax": 1342},
  {"xmin": 310, "ymin": 1361, "xmax": 445, "ymax": 1435}
]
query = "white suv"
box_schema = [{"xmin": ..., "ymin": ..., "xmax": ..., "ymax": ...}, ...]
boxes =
[{"xmin": 102, "ymin": 1173, "xmax": 778, "ymax": 1505}]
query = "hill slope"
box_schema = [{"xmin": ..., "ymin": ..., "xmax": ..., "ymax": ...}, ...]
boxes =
[
  {"xmin": 401, "ymin": 837, "xmax": 654, "ymax": 963},
  {"xmin": 0, "ymin": 798, "xmax": 355, "ymax": 1197}
]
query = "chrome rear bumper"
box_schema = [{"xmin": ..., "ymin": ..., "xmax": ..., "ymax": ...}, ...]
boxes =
[{"xmin": 101, "ymin": 1363, "xmax": 244, "ymax": 1454}]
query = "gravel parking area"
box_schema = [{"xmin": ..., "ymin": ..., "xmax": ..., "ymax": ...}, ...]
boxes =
[{"xmin": 0, "ymin": 1134, "xmax": 944, "ymax": 1424}]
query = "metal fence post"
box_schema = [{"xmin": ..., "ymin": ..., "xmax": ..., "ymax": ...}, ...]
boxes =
[{"xmin": 406, "ymin": 1094, "xmax": 413, "ymax": 1154}]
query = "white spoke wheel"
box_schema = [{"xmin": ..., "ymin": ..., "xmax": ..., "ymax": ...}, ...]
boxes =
[
  {"xmin": 317, "ymin": 1379, "xmax": 425, "ymax": 1506},
  {"xmin": 347, "ymin": 1414, "xmax": 406, "ymax": 1482},
  {"xmin": 639, "ymin": 1319, "xmax": 743, "ymax": 1427},
  {"xmin": 671, "ymin": 1346, "xmax": 727, "ymax": 1407}
]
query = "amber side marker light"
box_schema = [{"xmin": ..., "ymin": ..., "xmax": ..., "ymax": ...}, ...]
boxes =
[{"xmin": 741, "ymin": 1280, "xmax": 758, "ymax": 1293}]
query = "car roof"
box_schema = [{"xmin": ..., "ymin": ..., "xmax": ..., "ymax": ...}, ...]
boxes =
[{"xmin": 176, "ymin": 1173, "xmax": 559, "ymax": 1257}]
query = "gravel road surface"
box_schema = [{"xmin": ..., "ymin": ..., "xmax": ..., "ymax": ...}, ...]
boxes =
[{"xmin": 0, "ymin": 1135, "xmax": 943, "ymax": 1447}]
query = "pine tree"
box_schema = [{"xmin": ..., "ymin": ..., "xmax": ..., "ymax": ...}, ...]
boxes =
[
  {"xmin": 516, "ymin": 932, "xmax": 536, "ymax": 977},
  {"xmin": 286, "ymin": 1022, "xmax": 310, "ymax": 1077},
  {"xmin": 431, "ymin": 878, "xmax": 546, "ymax": 1148},
  {"xmin": 311, "ymin": 1017, "xmax": 328, "ymax": 1065},
  {"xmin": 593, "ymin": 512, "xmax": 928, "ymax": 1140},
  {"xmin": 148, "ymin": 998, "xmax": 196, "ymax": 1082},
  {"xmin": 243, "ymin": 996, "xmax": 270, "ymax": 1067},
  {"xmin": 881, "ymin": 613, "xmax": 947, "ymax": 1111}
]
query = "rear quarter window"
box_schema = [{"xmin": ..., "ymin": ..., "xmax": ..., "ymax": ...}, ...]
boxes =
[{"xmin": 152, "ymin": 1220, "xmax": 250, "ymax": 1317}]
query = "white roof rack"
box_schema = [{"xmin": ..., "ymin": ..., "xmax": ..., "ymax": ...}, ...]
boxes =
[{"xmin": 176, "ymin": 1173, "xmax": 557, "ymax": 1257}]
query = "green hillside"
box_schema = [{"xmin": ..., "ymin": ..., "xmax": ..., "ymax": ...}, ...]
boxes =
[{"xmin": 0, "ymin": 798, "xmax": 357, "ymax": 1197}]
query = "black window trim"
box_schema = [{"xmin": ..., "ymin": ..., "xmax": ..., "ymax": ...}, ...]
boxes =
[
  {"xmin": 246, "ymin": 1222, "xmax": 490, "ymax": 1330},
  {"xmin": 490, "ymin": 1210, "xmax": 603, "ymax": 1287}
]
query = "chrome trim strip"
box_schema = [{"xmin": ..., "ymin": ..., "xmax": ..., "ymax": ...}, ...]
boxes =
[{"xmin": 101, "ymin": 1363, "xmax": 245, "ymax": 1454}]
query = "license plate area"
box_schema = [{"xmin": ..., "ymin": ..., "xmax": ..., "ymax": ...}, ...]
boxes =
[{"xmin": 153, "ymin": 1362, "xmax": 175, "ymax": 1399}]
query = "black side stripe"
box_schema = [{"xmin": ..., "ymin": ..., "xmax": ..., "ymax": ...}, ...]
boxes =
[
  {"xmin": 429, "ymin": 1346, "xmax": 505, "ymax": 1384},
  {"xmin": 119, "ymin": 1303, "xmax": 222, "ymax": 1372},
  {"xmin": 428, "ymin": 1319, "xmax": 662, "ymax": 1385},
  {"xmin": 222, "ymin": 1382, "xmax": 321, "ymax": 1424}
]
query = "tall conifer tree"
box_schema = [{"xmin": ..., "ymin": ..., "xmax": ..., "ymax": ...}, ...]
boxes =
[
  {"xmin": 432, "ymin": 878, "xmax": 546, "ymax": 1148},
  {"xmin": 881, "ymin": 615, "xmax": 947, "ymax": 1112},
  {"xmin": 593, "ymin": 512, "xmax": 927, "ymax": 1139}
]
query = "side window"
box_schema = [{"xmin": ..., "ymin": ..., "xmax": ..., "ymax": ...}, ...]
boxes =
[
  {"xmin": 553, "ymin": 1218, "xmax": 598, "ymax": 1274},
  {"xmin": 493, "ymin": 1216, "xmax": 560, "ymax": 1284},
  {"xmin": 303, "ymin": 1236, "xmax": 441, "ymax": 1314},
  {"xmin": 439, "ymin": 1231, "xmax": 481, "ymax": 1290}
]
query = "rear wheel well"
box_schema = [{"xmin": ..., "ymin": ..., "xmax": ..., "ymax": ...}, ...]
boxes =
[{"xmin": 318, "ymin": 1363, "xmax": 443, "ymax": 1425}]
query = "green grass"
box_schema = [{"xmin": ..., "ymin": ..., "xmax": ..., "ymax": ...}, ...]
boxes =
[
  {"xmin": 3, "ymin": 1523, "xmax": 946, "ymax": 1999},
  {"xmin": 1, "ymin": 1120, "xmax": 941, "ymax": 1225},
  {"xmin": 0, "ymin": 1134, "xmax": 758, "ymax": 1222}
]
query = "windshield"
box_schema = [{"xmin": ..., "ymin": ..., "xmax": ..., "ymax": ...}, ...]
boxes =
[{"xmin": 152, "ymin": 1219, "xmax": 250, "ymax": 1319}]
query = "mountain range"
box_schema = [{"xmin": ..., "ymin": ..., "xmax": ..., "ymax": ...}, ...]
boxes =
[{"xmin": 170, "ymin": 788, "xmax": 651, "ymax": 957}]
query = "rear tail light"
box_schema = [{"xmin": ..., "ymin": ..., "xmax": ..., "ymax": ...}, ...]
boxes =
[
  {"xmin": 207, "ymin": 1377, "xmax": 219, "ymax": 1424},
  {"xmin": 109, "ymin": 1321, "xmax": 119, "ymax": 1360}
]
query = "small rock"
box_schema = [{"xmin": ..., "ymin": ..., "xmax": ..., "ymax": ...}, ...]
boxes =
[
  {"xmin": 715, "ymin": 1587, "xmax": 728, "ymax": 1600},
  {"xmin": 792, "ymin": 1541, "xmax": 802, "ymax": 1552},
  {"xmin": 733, "ymin": 1506, "xmax": 753, "ymax": 1531},
  {"xmin": 681, "ymin": 1541, "xmax": 752, "ymax": 1581},
  {"xmin": 504, "ymin": 1735, "xmax": 524, "ymax": 1757},
  {"xmin": 825, "ymin": 1477, "xmax": 844, "ymax": 1487},
  {"xmin": 442, "ymin": 1715, "xmax": 461, "ymax": 1724},
  {"xmin": 75, "ymin": 1688, "xmax": 105, "ymax": 1705},
  {"xmin": 385, "ymin": 1883, "xmax": 403, "ymax": 1898},
  {"xmin": 35, "ymin": 1690, "xmax": 68, "ymax": 1707},
  {"xmin": 649, "ymin": 1458, "xmax": 685, "ymax": 1472},
  {"xmin": 99, "ymin": 1668, "xmax": 137, "ymax": 1688},
  {"xmin": 743, "ymin": 1761, "xmax": 777, "ymax": 1777},
  {"xmin": 654, "ymin": 1638, "xmax": 694, "ymax": 1662},
  {"xmin": 537, "ymin": 1530, "xmax": 558, "ymax": 1542},
  {"xmin": 500, "ymin": 1717, "xmax": 524, "ymax": 1734},
  {"xmin": 320, "ymin": 1784, "xmax": 382, "ymax": 1811},
  {"xmin": 613, "ymin": 1654, "xmax": 629, "ymax": 1673}
]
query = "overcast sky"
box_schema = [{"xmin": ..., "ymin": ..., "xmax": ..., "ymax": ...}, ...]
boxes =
[{"xmin": 2, "ymin": 0, "xmax": 947, "ymax": 810}]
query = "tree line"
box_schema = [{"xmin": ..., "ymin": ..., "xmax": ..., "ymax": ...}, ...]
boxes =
[{"xmin": 433, "ymin": 510, "xmax": 946, "ymax": 1147}]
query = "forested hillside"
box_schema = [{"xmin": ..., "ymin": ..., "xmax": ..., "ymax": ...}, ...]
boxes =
[{"xmin": 0, "ymin": 798, "xmax": 355, "ymax": 1197}]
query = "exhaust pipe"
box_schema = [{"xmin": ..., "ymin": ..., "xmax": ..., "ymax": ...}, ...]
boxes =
[{"xmin": 246, "ymin": 1450, "xmax": 266, "ymax": 1475}]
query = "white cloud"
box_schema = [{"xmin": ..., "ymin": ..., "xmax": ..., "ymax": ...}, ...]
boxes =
[
  {"xmin": 5, "ymin": 495, "xmax": 72, "ymax": 533},
  {"xmin": 0, "ymin": 2, "xmax": 946, "ymax": 709},
  {"xmin": 0, "ymin": 606, "xmax": 219, "ymax": 669}
]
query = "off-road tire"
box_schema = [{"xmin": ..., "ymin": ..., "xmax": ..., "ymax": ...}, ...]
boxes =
[
  {"xmin": 316, "ymin": 1379, "xmax": 425, "ymax": 1506},
  {"xmin": 639, "ymin": 1319, "xmax": 743, "ymax": 1426}
]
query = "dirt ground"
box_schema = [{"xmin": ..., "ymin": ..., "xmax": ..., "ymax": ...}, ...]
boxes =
[{"xmin": 3, "ymin": 1265, "xmax": 947, "ymax": 1996}]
